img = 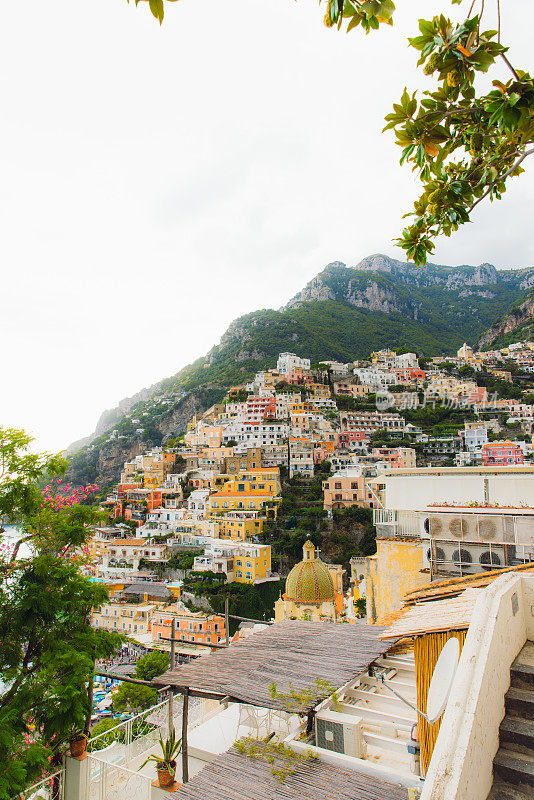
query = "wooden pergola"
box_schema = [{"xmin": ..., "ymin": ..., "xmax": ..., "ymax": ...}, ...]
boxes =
[
  {"xmin": 152, "ymin": 620, "xmax": 394, "ymax": 782},
  {"xmin": 153, "ymin": 620, "xmax": 392, "ymax": 710}
]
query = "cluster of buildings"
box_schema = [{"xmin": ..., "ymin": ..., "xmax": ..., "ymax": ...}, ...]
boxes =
[
  {"xmin": 74, "ymin": 345, "xmax": 534, "ymax": 800},
  {"xmin": 85, "ymin": 346, "xmax": 534, "ymax": 660}
]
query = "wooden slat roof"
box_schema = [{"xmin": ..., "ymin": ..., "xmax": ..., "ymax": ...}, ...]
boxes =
[
  {"xmin": 168, "ymin": 748, "xmax": 409, "ymax": 800},
  {"xmin": 379, "ymin": 589, "xmax": 481, "ymax": 640},
  {"xmin": 153, "ymin": 620, "xmax": 393, "ymax": 711},
  {"xmin": 403, "ymin": 562, "xmax": 534, "ymax": 604}
]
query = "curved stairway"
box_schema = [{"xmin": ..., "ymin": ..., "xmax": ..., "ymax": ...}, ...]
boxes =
[{"xmin": 487, "ymin": 641, "xmax": 534, "ymax": 800}]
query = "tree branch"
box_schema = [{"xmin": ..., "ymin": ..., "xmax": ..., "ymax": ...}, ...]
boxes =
[
  {"xmin": 468, "ymin": 147, "xmax": 534, "ymax": 214},
  {"xmin": 500, "ymin": 53, "xmax": 520, "ymax": 81},
  {"xmin": 9, "ymin": 535, "xmax": 33, "ymax": 564}
]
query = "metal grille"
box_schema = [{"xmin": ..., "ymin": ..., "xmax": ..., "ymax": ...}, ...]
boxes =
[
  {"xmin": 86, "ymin": 756, "xmax": 151, "ymax": 800},
  {"xmin": 316, "ymin": 718, "xmax": 344, "ymax": 754}
]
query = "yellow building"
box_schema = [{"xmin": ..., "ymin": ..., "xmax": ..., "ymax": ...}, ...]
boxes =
[
  {"xmin": 91, "ymin": 601, "xmax": 160, "ymax": 636},
  {"xmin": 212, "ymin": 516, "xmax": 263, "ymax": 540},
  {"xmin": 172, "ymin": 519, "xmax": 220, "ymax": 539},
  {"xmin": 274, "ymin": 541, "xmax": 344, "ymax": 622},
  {"xmin": 308, "ymin": 383, "xmax": 331, "ymax": 399},
  {"xmin": 207, "ymin": 490, "xmax": 280, "ymax": 518},
  {"xmin": 364, "ymin": 538, "xmax": 430, "ymax": 624},
  {"xmin": 233, "ymin": 543, "xmax": 273, "ymax": 584},
  {"xmin": 207, "ymin": 468, "xmax": 281, "ymax": 519}
]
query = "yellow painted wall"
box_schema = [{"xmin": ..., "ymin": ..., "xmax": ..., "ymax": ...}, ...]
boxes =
[
  {"xmin": 365, "ymin": 538, "xmax": 430, "ymax": 624},
  {"xmin": 234, "ymin": 546, "xmax": 271, "ymax": 583}
]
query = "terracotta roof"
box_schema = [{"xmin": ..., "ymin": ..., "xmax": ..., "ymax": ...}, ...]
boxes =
[
  {"xmin": 209, "ymin": 491, "xmax": 278, "ymax": 498},
  {"xmin": 108, "ymin": 539, "xmax": 148, "ymax": 546},
  {"xmin": 379, "ymin": 589, "xmax": 482, "ymax": 639},
  {"xmin": 404, "ymin": 562, "xmax": 534, "ymax": 604}
]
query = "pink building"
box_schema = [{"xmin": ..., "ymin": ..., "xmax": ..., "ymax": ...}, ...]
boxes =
[{"xmin": 481, "ymin": 441, "xmax": 524, "ymax": 466}]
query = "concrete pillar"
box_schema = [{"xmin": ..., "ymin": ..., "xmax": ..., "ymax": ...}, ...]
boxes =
[{"xmin": 64, "ymin": 755, "xmax": 89, "ymax": 800}]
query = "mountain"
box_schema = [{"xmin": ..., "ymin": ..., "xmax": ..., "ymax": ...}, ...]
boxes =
[
  {"xmin": 478, "ymin": 291, "xmax": 534, "ymax": 350},
  {"xmin": 66, "ymin": 253, "xmax": 534, "ymax": 485}
]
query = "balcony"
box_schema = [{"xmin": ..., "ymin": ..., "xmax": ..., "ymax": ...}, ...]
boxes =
[{"xmin": 373, "ymin": 509, "xmax": 421, "ymax": 539}]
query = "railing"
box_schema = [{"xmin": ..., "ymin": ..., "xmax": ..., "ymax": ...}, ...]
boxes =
[
  {"xmin": 88, "ymin": 696, "xmax": 170, "ymax": 761},
  {"xmin": 15, "ymin": 766, "xmax": 64, "ymax": 800},
  {"xmin": 373, "ymin": 508, "xmax": 421, "ymax": 537},
  {"xmin": 86, "ymin": 756, "xmax": 151, "ymax": 800}
]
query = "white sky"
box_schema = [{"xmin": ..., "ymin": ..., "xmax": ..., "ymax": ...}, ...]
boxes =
[{"xmin": 1, "ymin": 0, "xmax": 533, "ymax": 454}]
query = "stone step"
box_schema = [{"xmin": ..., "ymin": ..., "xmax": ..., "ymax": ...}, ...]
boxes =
[
  {"xmin": 487, "ymin": 781, "xmax": 534, "ymax": 800},
  {"xmin": 511, "ymin": 644, "xmax": 534, "ymax": 690},
  {"xmin": 500, "ymin": 716, "xmax": 534, "ymax": 753},
  {"xmin": 504, "ymin": 687, "xmax": 534, "ymax": 719},
  {"xmin": 493, "ymin": 747, "xmax": 534, "ymax": 789}
]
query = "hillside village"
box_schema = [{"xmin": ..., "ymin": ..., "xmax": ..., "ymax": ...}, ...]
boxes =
[
  {"xmin": 85, "ymin": 340, "xmax": 534, "ymax": 636},
  {"xmin": 7, "ymin": 1, "xmax": 534, "ymax": 798},
  {"xmin": 12, "ymin": 340, "xmax": 534, "ymax": 800},
  {"xmin": 59, "ymin": 340, "xmax": 534, "ymax": 800}
]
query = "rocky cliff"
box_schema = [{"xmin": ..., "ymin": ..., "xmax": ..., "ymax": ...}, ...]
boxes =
[
  {"xmin": 478, "ymin": 294, "xmax": 534, "ymax": 348},
  {"xmin": 67, "ymin": 252, "xmax": 534, "ymax": 485}
]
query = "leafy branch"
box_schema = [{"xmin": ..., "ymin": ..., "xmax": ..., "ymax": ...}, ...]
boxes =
[{"xmin": 234, "ymin": 736, "xmax": 316, "ymax": 783}]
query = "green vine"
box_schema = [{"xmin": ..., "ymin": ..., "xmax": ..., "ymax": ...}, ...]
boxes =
[
  {"xmin": 268, "ymin": 677, "xmax": 341, "ymax": 713},
  {"xmin": 234, "ymin": 736, "xmax": 316, "ymax": 783}
]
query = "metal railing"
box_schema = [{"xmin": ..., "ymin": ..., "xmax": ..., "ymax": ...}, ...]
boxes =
[
  {"xmin": 86, "ymin": 755, "xmax": 151, "ymax": 800},
  {"xmin": 14, "ymin": 766, "xmax": 64, "ymax": 800},
  {"xmin": 373, "ymin": 508, "xmax": 421, "ymax": 537},
  {"xmin": 87, "ymin": 697, "xmax": 170, "ymax": 765}
]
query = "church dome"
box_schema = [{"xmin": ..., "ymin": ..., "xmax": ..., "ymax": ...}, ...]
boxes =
[{"xmin": 285, "ymin": 541, "xmax": 334, "ymax": 603}]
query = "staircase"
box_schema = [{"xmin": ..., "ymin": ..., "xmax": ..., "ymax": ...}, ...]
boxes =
[{"xmin": 487, "ymin": 641, "xmax": 534, "ymax": 800}]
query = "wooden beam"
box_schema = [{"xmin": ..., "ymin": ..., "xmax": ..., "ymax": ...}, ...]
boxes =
[
  {"xmin": 227, "ymin": 614, "xmax": 274, "ymax": 625},
  {"xmin": 181, "ymin": 688, "xmax": 189, "ymax": 784},
  {"xmin": 159, "ymin": 636, "xmax": 229, "ymax": 650},
  {"xmin": 95, "ymin": 671, "xmax": 154, "ymax": 687},
  {"xmin": 224, "ymin": 596, "xmax": 230, "ymax": 647},
  {"xmin": 170, "ymin": 618, "xmax": 176, "ymax": 670},
  {"xmin": 170, "ymin": 685, "xmax": 228, "ymax": 701}
]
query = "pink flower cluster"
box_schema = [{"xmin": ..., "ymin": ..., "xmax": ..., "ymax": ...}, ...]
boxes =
[{"xmin": 41, "ymin": 480, "xmax": 99, "ymax": 510}]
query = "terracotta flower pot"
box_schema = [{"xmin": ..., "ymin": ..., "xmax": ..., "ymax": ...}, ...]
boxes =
[
  {"xmin": 69, "ymin": 735, "xmax": 87, "ymax": 758},
  {"xmin": 157, "ymin": 761, "xmax": 177, "ymax": 788}
]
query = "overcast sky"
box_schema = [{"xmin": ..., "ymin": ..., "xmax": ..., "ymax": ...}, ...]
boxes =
[{"xmin": 1, "ymin": 0, "xmax": 532, "ymax": 454}]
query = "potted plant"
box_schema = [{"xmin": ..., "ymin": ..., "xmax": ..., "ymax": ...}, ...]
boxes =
[
  {"xmin": 68, "ymin": 727, "xmax": 88, "ymax": 758},
  {"xmin": 141, "ymin": 730, "xmax": 182, "ymax": 788}
]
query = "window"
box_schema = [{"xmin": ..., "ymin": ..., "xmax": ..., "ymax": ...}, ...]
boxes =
[{"xmin": 334, "ymin": 482, "xmax": 342, "ymax": 489}]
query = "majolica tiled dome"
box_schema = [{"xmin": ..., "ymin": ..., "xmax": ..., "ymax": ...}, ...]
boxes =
[{"xmin": 285, "ymin": 541, "xmax": 334, "ymax": 603}]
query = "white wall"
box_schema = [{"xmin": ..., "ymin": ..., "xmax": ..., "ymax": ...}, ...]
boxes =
[
  {"xmin": 421, "ymin": 573, "xmax": 532, "ymax": 800},
  {"xmin": 384, "ymin": 471, "xmax": 534, "ymax": 511}
]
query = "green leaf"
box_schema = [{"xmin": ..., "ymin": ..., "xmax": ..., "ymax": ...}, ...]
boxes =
[{"xmin": 149, "ymin": 0, "xmax": 164, "ymax": 23}]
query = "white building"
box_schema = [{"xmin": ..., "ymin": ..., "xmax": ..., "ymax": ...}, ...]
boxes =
[
  {"xmin": 353, "ymin": 368, "xmax": 397, "ymax": 388},
  {"xmin": 222, "ymin": 421, "xmax": 290, "ymax": 450},
  {"xmin": 276, "ymin": 352, "xmax": 311, "ymax": 374},
  {"xmin": 372, "ymin": 466, "xmax": 534, "ymax": 577},
  {"xmin": 97, "ymin": 538, "xmax": 168, "ymax": 581},
  {"xmin": 188, "ymin": 489, "xmax": 210, "ymax": 518}
]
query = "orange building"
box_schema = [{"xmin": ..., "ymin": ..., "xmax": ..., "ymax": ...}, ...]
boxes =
[
  {"xmin": 322, "ymin": 466, "xmax": 376, "ymax": 512},
  {"xmin": 151, "ymin": 605, "xmax": 226, "ymax": 648}
]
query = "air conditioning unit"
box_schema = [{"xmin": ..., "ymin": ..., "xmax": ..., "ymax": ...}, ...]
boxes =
[
  {"xmin": 447, "ymin": 516, "xmax": 465, "ymax": 540},
  {"xmin": 428, "ymin": 540, "xmax": 507, "ymax": 574},
  {"xmin": 476, "ymin": 515, "xmax": 500, "ymax": 542},
  {"xmin": 315, "ymin": 709, "xmax": 366, "ymax": 758},
  {"xmin": 428, "ymin": 514, "xmax": 447, "ymax": 538}
]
